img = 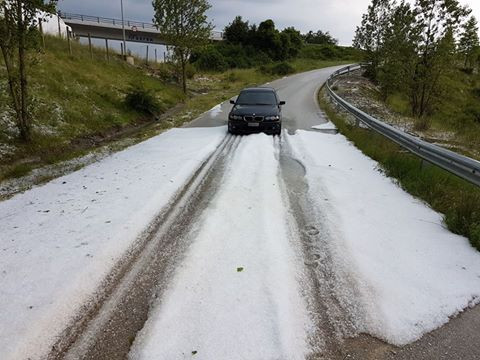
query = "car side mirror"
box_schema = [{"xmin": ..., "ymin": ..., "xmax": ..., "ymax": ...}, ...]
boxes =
[
  {"xmin": 279, "ymin": 101, "xmax": 286, "ymax": 106},
  {"xmin": 230, "ymin": 99, "xmax": 235, "ymax": 105}
]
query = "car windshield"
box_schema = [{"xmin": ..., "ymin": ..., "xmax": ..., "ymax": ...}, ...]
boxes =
[{"xmin": 236, "ymin": 91, "xmax": 277, "ymax": 105}]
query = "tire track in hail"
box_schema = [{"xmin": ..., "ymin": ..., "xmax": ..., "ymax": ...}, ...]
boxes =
[
  {"xmin": 277, "ymin": 135, "xmax": 364, "ymax": 359},
  {"xmin": 48, "ymin": 133, "xmax": 242, "ymax": 360}
]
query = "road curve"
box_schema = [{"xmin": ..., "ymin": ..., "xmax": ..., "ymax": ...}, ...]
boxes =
[{"xmin": 185, "ymin": 65, "xmax": 347, "ymax": 131}]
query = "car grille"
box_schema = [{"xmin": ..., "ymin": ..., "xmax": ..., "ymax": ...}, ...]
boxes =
[{"xmin": 244, "ymin": 116, "xmax": 264, "ymax": 122}]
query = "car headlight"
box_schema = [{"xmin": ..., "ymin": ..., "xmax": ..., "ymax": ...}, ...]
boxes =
[
  {"xmin": 229, "ymin": 114, "xmax": 243, "ymax": 120},
  {"xmin": 265, "ymin": 115, "xmax": 280, "ymax": 121}
]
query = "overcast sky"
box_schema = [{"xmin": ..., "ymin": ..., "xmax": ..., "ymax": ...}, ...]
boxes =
[{"xmin": 58, "ymin": 0, "xmax": 480, "ymax": 46}]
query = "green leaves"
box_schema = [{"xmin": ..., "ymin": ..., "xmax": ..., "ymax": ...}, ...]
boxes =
[
  {"xmin": 355, "ymin": 0, "xmax": 474, "ymax": 119},
  {"xmin": 152, "ymin": 0, "xmax": 213, "ymax": 93},
  {"xmin": 152, "ymin": 0, "xmax": 213, "ymax": 50},
  {"xmin": 458, "ymin": 16, "xmax": 480, "ymax": 70}
]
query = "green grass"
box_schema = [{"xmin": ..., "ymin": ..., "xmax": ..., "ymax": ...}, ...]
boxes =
[
  {"xmin": 3, "ymin": 163, "xmax": 34, "ymax": 179},
  {"xmin": 378, "ymin": 69, "xmax": 480, "ymax": 157},
  {"xmin": 319, "ymin": 89, "xmax": 480, "ymax": 251},
  {"xmin": 0, "ymin": 35, "xmax": 185, "ymax": 172}
]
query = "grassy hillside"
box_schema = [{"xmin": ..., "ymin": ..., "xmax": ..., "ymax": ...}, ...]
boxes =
[
  {"xmin": 383, "ymin": 69, "xmax": 480, "ymax": 157},
  {"xmin": 0, "ymin": 36, "xmax": 184, "ymax": 176}
]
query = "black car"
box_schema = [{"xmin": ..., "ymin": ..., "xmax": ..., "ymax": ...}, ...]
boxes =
[{"xmin": 228, "ymin": 87, "xmax": 285, "ymax": 135}]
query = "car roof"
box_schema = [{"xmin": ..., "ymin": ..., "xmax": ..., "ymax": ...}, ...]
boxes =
[{"xmin": 240, "ymin": 87, "xmax": 276, "ymax": 93}]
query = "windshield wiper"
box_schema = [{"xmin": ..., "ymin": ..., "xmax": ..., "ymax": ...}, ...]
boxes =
[{"xmin": 255, "ymin": 103, "xmax": 274, "ymax": 106}]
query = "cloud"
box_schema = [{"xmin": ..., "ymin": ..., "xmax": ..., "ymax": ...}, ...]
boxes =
[{"xmin": 58, "ymin": 0, "xmax": 480, "ymax": 46}]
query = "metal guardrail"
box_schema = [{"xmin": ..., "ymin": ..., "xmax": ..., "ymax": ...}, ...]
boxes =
[
  {"xmin": 58, "ymin": 11, "xmax": 224, "ymax": 39},
  {"xmin": 326, "ymin": 64, "xmax": 480, "ymax": 187}
]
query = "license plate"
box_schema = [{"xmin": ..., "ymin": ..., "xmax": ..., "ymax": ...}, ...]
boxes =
[{"xmin": 248, "ymin": 122, "xmax": 260, "ymax": 127}]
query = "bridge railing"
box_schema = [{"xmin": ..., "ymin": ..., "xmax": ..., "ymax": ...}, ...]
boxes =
[
  {"xmin": 59, "ymin": 11, "xmax": 224, "ymax": 39},
  {"xmin": 58, "ymin": 11, "xmax": 157, "ymax": 30},
  {"xmin": 326, "ymin": 64, "xmax": 480, "ymax": 187}
]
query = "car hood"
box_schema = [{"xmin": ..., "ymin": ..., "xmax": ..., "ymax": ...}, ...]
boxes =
[{"xmin": 231, "ymin": 105, "xmax": 279, "ymax": 116}]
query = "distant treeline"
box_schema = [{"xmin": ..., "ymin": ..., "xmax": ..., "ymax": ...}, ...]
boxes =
[{"xmin": 190, "ymin": 16, "xmax": 360, "ymax": 72}]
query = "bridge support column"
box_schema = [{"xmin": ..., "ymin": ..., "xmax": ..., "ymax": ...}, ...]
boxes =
[
  {"xmin": 105, "ymin": 39, "xmax": 110, "ymax": 62},
  {"xmin": 146, "ymin": 46, "xmax": 149, "ymax": 66},
  {"xmin": 38, "ymin": 18, "xmax": 45, "ymax": 49},
  {"xmin": 88, "ymin": 33, "xmax": 93, "ymax": 60},
  {"xmin": 57, "ymin": 13, "xmax": 62, "ymax": 38},
  {"xmin": 67, "ymin": 30, "xmax": 72, "ymax": 55}
]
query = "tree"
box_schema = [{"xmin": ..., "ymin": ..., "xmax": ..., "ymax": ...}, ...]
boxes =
[
  {"xmin": 152, "ymin": 0, "xmax": 213, "ymax": 94},
  {"xmin": 254, "ymin": 19, "xmax": 282, "ymax": 60},
  {"xmin": 0, "ymin": 0, "xmax": 57, "ymax": 142},
  {"xmin": 353, "ymin": 0, "xmax": 394, "ymax": 80},
  {"xmin": 458, "ymin": 16, "xmax": 479, "ymax": 70},
  {"xmin": 410, "ymin": 0, "xmax": 470, "ymax": 117},
  {"xmin": 377, "ymin": 1, "xmax": 419, "ymax": 100},
  {"xmin": 281, "ymin": 27, "xmax": 303, "ymax": 58},
  {"xmin": 303, "ymin": 30, "xmax": 337, "ymax": 45},
  {"xmin": 224, "ymin": 16, "xmax": 249, "ymax": 44}
]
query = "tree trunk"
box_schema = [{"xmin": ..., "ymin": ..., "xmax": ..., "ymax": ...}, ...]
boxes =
[
  {"xmin": 0, "ymin": 46, "xmax": 22, "ymax": 120},
  {"xmin": 180, "ymin": 53, "xmax": 187, "ymax": 94},
  {"xmin": 17, "ymin": 0, "xmax": 31, "ymax": 142}
]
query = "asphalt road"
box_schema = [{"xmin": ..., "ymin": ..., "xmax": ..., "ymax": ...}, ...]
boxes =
[{"xmin": 186, "ymin": 66, "xmax": 345, "ymax": 131}]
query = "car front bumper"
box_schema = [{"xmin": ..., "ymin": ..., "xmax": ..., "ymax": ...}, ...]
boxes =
[{"xmin": 228, "ymin": 120, "xmax": 281, "ymax": 134}]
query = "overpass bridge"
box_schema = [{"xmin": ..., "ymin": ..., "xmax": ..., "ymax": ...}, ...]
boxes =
[{"xmin": 58, "ymin": 12, "xmax": 223, "ymax": 45}]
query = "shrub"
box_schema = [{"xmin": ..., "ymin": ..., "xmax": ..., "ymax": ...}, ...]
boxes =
[
  {"xmin": 413, "ymin": 116, "xmax": 431, "ymax": 131},
  {"xmin": 299, "ymin": 44, "xmax": 360, "ymax": 60},
  {"xmin": 259, "ymin": 62, "xmax": 295, "ymax": 76},
  {"xmin": 185, "ymin": 63, "xmax": 196, "ymax": 79},
  {"xmin": 471, "ymin": 223, "xmax": 480, "ymax": 250},
  {"xmin": 465, "ymin": 101, "xmax": 480, "ymax": 123},
  {"xmin": 299, "ymin": 44, "xmax": 337, "ymax": 59},
  {"xmin": 192, "ymin": 46, "xmax": 228, "ymax": 72},
  {"xmin": 124, "ymin": 85, "xmax": 162, "ymax": 116},
  {"xmin": 270, "ymin": 62, "xmax": 295, "ymax": 75},
  {"xmin": 154, "ymin": 63, "xmax": 177, "ymax": 82}
]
